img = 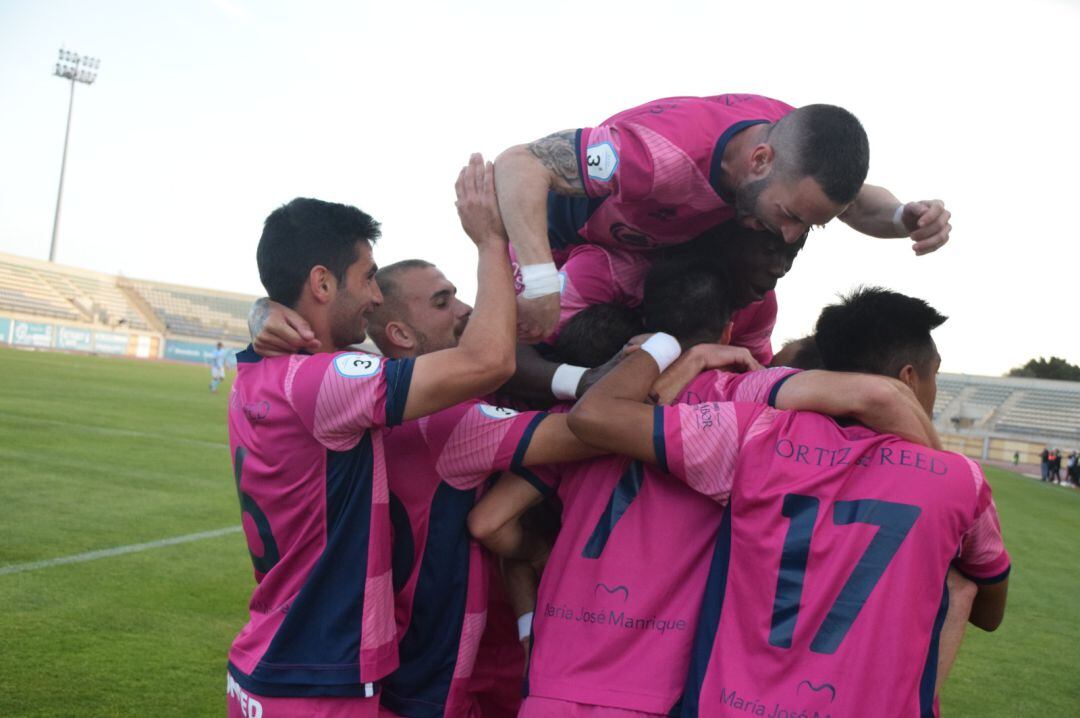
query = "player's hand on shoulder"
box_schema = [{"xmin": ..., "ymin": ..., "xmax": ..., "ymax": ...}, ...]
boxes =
[
  {"xmin": 455, "ymin": 153, "xmax": 507, "ymax": 247},
  {"xmin": 901, "ymin": 199, "xmax": 951, "ymax": 255},
  {"xmin": 690, "ymin": 343, "xmax": 763, "ymax": 374},
  {"xmin": 251, "ymin": 299, "xmax": 319, "ymax": 356}
]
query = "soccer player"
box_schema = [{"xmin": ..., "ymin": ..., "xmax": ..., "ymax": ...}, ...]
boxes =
[
  {"xmin": 249, "ymin": 258, "xmax": 605, "ymax": 716},
  {"xmin": 356, "ymin": 259, "xmax": 598, "ymax": 718},
  {"xmin": 468, "ymin": 274, "xmax": 939, "ymax": 718},
  {"xmin": 226, "ymin": 155, "xmax": 521, "ymax": 718},
  {"xmin": 210, "ymin": 342, "xmax": 228, "ymax": 393},
  {"xmin": 566, "ymin": 288, "xmax": 1010, "ymax": 717},
  {"xmin": 494, "ymin": 94, "xmax": 952, "ymax": 339}
]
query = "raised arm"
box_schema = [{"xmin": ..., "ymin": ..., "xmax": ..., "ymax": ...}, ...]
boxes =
[
  {"xmin": 839, "ymin": 183, "xmax": 952, "ymax": 256},
  {"xmin": 401, "ymin": 154, "xmax": 517, "ymax": 420},
  {"xmin": 495, "ymin": 130, "xmax": 586, "ymax": 342}
]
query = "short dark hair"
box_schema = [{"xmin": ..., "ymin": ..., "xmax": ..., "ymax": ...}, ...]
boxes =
[
  {"xmin": 256, "ymin": 198, "xmax": 380, "ymax": 307},
  {"xmin": 814, "ymin": 287, "xmax": 947, "ymax": 378},
  {"xmin": 770, "ymin": 104, "xmax": 869, "ymax": 205},
  {"xmin": 374, "ymin": 259, "xmax": 435, "ymax": 308},
  {"xmin": 643, "ymin": 254, "xmax": 735, "ymax": 347},
  {"xmin": 772, "ymin": 335, "xmax": 822, "ymax": 370},
  {"xmin": 555, "ymin": 303, "xmax": 642, "ymax": 367}
]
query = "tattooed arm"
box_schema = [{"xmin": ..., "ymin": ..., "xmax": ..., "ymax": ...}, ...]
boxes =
[{"xmin": 496, "ymin": 130, "xmax": 587, "ymax": 340}]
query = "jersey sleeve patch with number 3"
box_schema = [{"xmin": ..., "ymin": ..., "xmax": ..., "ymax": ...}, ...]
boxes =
[
  {"xmin": 478, "ymin": 404, "xmax": 520, "ymax": 420},
  {"xmin": 586, "ymin": 142, "xmax": 619, "ymax": 182},
  {"xmin": 333, "ymin": 352, "xmax": 381, "ymax": 378}
]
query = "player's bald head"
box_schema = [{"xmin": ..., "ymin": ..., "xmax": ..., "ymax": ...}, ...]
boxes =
[{"xmin": 365, "ymin": 259, "xmax": 434, "ymax": 350}]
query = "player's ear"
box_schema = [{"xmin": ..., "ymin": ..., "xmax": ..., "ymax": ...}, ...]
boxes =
[
  {"xmin": 749, "ymin": 143, "xmax": 774, "ymax": 179},
  {"xmin": 385, "ymin": 320, "xmax": 416, "ymax": 352},
  {"xmin": 897, "ymin": 363, "xmax": 919, "ymax": 394},
  {"xmin": 720, "ymin": 321, "xmax": 734, "ymax": 345},
  {"xmin": 308, "ymin": 266, "xmax": 335, "ymax": 304}
]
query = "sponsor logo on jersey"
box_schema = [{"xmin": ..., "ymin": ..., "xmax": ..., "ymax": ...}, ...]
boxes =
[
  {"xmin": 585, "ymin": 141, "xmax": 618, "ymax": 182},
  {"xmin": 333, "ymin": 352, "xmax": 381, "ymax": 378}
]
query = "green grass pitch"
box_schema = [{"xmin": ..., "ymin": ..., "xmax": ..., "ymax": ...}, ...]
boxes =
[{"xmin": 0, "ymin": 345, "xmax": 1077, "ymax": 716}]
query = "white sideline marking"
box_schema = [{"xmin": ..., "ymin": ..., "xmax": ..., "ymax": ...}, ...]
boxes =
[
  {"xmin": 0, "ymin": 411, "xmax": 228, "ymax": 449},
  {"xmin": 0, "ymin": 526, "xmax": 242, "ymax": 576}
]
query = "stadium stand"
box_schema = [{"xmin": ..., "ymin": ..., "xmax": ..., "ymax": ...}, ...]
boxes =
[
  {"xmin": 934, "ymin": 372, "xmax": 1080, "ymax": 461},
  {"xmin": 0, "ymin": 251, "xmax": 254, "ymax": 361},
  {"xmin": 126, "ymin": 280, "xmax": 251, "ymax": 344}
]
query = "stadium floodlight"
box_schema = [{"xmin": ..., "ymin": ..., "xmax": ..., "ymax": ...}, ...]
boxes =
[{"xmin": 49, "ymin": 47, "xmax": 101, "ymax": 263}]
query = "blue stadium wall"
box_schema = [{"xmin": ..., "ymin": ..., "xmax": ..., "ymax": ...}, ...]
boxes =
[{"xmin": 0, "ymin": 315, "xmax": 239, "ymax": 367}]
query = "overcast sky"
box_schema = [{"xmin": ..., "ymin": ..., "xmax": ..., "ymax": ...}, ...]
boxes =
[{"xmin": 1, "ymin": 0, "xmax": 1078, "ymax": 375}]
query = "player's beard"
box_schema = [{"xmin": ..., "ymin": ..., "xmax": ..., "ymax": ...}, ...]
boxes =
[{"xmin": 734, "ymin": 176, "xmax": 769, "ymax": 224}]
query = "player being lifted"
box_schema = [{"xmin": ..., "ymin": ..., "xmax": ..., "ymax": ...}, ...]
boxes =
[
  {"xmin": 495, "ymin": 94, "xmax": 952, "ymax": 340},
  {"xmin": 226, "ymin": 155, "xmax": 520, "ymax": 718},
  {"xmin": 566, "ymin": 288, "xmax": 1009, "ymax": 717}
]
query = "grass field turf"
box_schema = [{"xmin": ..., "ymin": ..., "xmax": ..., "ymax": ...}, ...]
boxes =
[{"xmin": 0, "ymin": 345, "xmax": 1077, "ymax": 716}]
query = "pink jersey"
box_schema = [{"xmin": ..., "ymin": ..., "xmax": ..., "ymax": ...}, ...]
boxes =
[
  {"xmin": 547, "ymin": 241, "xmax": 780, "ymax": 363},
  {"xmin": 524, "ymin": 368, "xmax": 798, "ymax": 714},
  {"xmin": 548, "ymin": 245, "xmax": 652, "ymax": 342},
  {"xmin": 227, "ymin": 347, "xmax": 414, "ymax": 697},
  {"xmin": 379, "ymin": 400, "xmax": 546, "ymax": 718},
  {"xmin": 658, "ymin": 402, "xmax": 1011, "ymax": 717},
  {"xmin": 546, "ymin": 94, "xmax": 794, "ymax": 254}
]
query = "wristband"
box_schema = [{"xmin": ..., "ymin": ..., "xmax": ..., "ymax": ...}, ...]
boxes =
[
  {"xmin": 551, "ymin": 364, "xmax": 588, "ymax": 400},
  {"xmin": 520, "ymin": 262, "xmax": 561, "ymax": 299},
  {"xmin": 517, "ymin": 612, "xmax": 534, "ymax": 641},
  {"xmin": 892, "ymin": 204, "xmax": 907, "ymax": 236},
  {"xmin": 640, "ymin": 333, "xmax": 682, "ymax": 373}
]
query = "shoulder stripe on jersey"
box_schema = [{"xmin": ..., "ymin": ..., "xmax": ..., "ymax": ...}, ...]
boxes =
[
  {"xmin": 510, "ymin": 412, "xmax": 554, "ymax": 498},
  {"xmin": 767, "ymin": 372, "xmax": 795, "ymax": 408},
  {"xmin": 236, "ymin": 344, "xmax": 262, "ymax": 364},
  {"xmin": 573, "ymin": 127, "xmax": 586, "ymax": 190},
  {"xmin": 581, "ymin": 460, "xmax": 644, "ymax": 559},
  {"xmin": 918, "ymin": 577, "xmax": 950, "ymax": 718},
  {"xmin": 384, "ymin": 357, "xmax": 416, "ymax": 427},
  {"xmin": 708, "ymin": 119, "xmax": 771, "ymax": 196},
  {"xmin": 653, "ymin": 405, "xmax": 669, "ymax": 472},
  {"xmin": 509, "ymin": 412, "xmax": 549, "ymax": 471},
  {"xmin": 957, "ymin": 564, "xmax": 1012, "ymax": 586},
  {"xmin": 680, "ymin": 502, "xmax": 735, "ymax": 717}
]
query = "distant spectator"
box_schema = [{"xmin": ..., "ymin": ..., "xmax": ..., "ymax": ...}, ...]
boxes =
[
  {"xmin": 1050, "ymin": 448, "xmax": 1063, "ymax": 483},
  {"xmin": 1040, "ymin": 447, "xmax": 1050, "ymax": 481},
  {"xmin": 1012, "ymin": 450, "xmax": 1020, "ymax": 466},
  {"xmin": 1067, "ymin": 451, "xmax": 1079, "ymax": 486}
]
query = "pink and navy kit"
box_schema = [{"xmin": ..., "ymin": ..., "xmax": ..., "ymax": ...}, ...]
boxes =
[
  {"xmin": 379, "ymin": 400, "xmax": 545, "ymax": 717},
  {"xmin": 546, "ymin": 94, "xmax": 794, "ymax": 256},
  {"xmin": 227, "ymin": 347, "xmax": 413, "ymax": 697},
  {"xmin": 522, "ymin": 368, "xmax": 797, "ymax": 714},
  {"xmin": 657, "ymin": 400, "xmax": 1010, "ymax": 717}
]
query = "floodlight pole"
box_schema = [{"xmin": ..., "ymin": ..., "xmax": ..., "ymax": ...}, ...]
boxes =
[{"xmin": 49, "ymin": 49, "xmax": 100, "ymax": 263}]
